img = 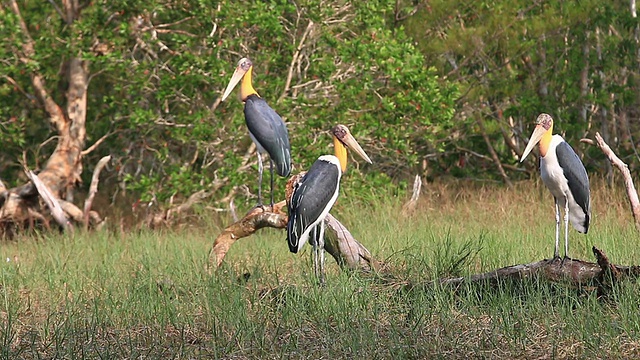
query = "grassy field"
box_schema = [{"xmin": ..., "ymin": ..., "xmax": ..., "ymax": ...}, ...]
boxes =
[{"xmin": 1, "ymin": 179, "xmax": 639, "ymax": 359}]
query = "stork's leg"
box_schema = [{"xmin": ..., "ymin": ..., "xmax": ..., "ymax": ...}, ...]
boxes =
[
  {"xmin": 311, "ymin": 226, "xmax": 319, "ymax": 281},
  {"xmin": 312, "ymin": 242, "xmax": 319, "ymax": 281},
  {"xmin": 256, "ymin": 151, "xmax": 264, "ymax": 206},
  {"xmin": 269, "ymin": 158, "xmax": 275, "ymax": 208},
  {"xmin": 318, "ymin": 219, "xmax": 326, "ymax": 286},
  {"xmin": 554, "ymin": 200, "xmax": 560, "ymax": 258},
  {"xmin": 564, "ymin": 197, "xmax": 570, "ymax": 259}
]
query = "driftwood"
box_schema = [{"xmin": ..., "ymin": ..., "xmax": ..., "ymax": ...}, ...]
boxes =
[
  {"xmin": 207, "ymin": 173, "xmax": 379, "ymax": 274},
  {"xmin": 581, "ymin": 132, "xmax": 640, "ymax": 230},
  {"xmin": 207, "ymin": 198, "xmax": 379, "ymax": 274},
  {"xmin": 432, "ymin": 247, "xmax": 639, "ymax": 295}
]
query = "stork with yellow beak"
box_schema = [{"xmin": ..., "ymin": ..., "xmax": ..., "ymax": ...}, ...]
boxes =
[
  {"xmin": 286, "ymin": 125, "xmax": 372, "ymax": 283},
  {"xmin": 520, "ymin": 113, "xmax": 590, "ymax": 259},
  {"xmin": 221, "ymin": 58, "xmax": 291, "ymax": 207}
]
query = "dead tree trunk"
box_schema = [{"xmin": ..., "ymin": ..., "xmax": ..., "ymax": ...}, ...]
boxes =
[{"xmin": 0, "ymin": 0, "xmax": 101, "ymax": 235}]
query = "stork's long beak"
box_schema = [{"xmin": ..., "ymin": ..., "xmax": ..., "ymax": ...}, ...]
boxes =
[
  {"xmin": 221, "ymin": 66, "xmax": 248, "ymax": 102},
  {"xmin": 520, "ymin": 125, "xmax": 547, "ymax": 162},
  {"xmin": 342, "ymin": 133, "xmax": 373, "ymax": 164}
]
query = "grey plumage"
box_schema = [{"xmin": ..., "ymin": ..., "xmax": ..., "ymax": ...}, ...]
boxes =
[
  {"xmin": 555, "ymin": 141, "xmax": 590, "ymax": 233},
  {"xmin": 244, "ymin": 95, "xmax": 291, "ymax": 177}
]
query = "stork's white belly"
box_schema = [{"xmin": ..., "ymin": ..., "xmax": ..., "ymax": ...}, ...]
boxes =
[
  {"xmin": 539, "ymin": 134, "xmax": 589, "ymax": 234},
  {"xmin": 540, "ymin": 153, "xmax": 571, "ymax": 207}
]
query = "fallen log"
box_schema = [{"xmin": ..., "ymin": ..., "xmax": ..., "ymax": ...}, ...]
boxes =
[{"xmin": 431, "ymin": 246, "xmax": 640, "ymax": 294}]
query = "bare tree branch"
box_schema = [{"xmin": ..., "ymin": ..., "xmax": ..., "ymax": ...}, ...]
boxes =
[
  {"xmin": 26, "ymin": 170, "xmax": 70, "ymax": 230},
  {"xmin": 8, "ymin": 0, "xmax": 66, "ymax": 130},
  {"xmin": 582, "ymin": 132, "xmax": 640, "ymax": 230},
  {"xmin": 82, "ymin": 132, "xmax": 115, "ymax": 156},
  {"xmin": 477, "ymin": 117, "xmax": 514, "ymax": 188},
  {"xmin": 47, "ymin": 0, "xmax": 66, "ymax": 21},
  {"xmin": 83, "ymin": 155, "xmax": 111, "ymax": 228},
  {"xmin": 278, "ymin": 20, "xmax": 315, "ymax": 103}
]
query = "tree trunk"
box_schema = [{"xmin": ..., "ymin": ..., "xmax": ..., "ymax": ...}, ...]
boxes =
[{"xmin": 0, "ymin": 0, "xmax": 92, "ymax": 235}]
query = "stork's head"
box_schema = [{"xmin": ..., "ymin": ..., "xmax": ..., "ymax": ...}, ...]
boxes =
[
  {"xmin": 221, "ymin": 57, "xmax": 258, "ymax": 102},
  {"xmin": 331, "ymin": 124, "xmax": 372, "ymax": 172},
  {"xmin": 520, "ymin": 113, "xmax": 554, "ymax": 161}
]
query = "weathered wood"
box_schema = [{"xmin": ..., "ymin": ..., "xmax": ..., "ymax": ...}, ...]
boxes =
[
  {"xmin": 582, "ymin": 132, "xmax": 640, "ymax": 231},
  {"xmin": 207, "ymin": 180, "xmax": 378, "ymax": 274},
  {"xmin": 26, "ymin": 170, "xmax": 69, "ymax": 230},
  {"xmin": 401, "ymin": 174, "xmax": 422, "ymax": 216},
  {"xmin": 83, "ymin": 155, "xmax": 111, "ymax": 228},
  {"xmin": 434, "ymin": 246, "xmax": 640, "ymax": 290},
  {"xmin": 207, "ymin": 201, "xmax": 288, "ymax": 272}
]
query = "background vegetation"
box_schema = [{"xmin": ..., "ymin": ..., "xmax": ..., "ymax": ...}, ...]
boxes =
[
  {"xmin": 2, "ymin": 1, "xmax": 640, "ymax": 358},
  {"xmin": 2, "ymin": 0, "xmax": 639, "ymax": 214}
]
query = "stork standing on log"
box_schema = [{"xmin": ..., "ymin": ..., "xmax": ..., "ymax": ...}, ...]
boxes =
[
  {"xmin": 221, "ymin": 58, "xmax": 292, "ymax": 208},
  {"xmin": 520, "ymin": 113, "xmax": 591, "ymax": 259},
  {"xmin": 287, "ymin": 125, "xmax": 372, "ymax": 283}
]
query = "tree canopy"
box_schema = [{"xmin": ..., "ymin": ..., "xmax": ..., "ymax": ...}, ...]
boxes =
[{"xmin": 1, "ymin": 0, "xmax": 638, "ymax": 216}]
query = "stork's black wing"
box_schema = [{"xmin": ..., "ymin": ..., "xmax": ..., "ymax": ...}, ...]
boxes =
[
  {"xmin": 287, "ymin": 158, "xmax": 341, "ymax": 253},
  {"xmin": 556, "ymin": 141, "xmax": 590, "ymax": 217},
  {"xmin": 244, "ymin": 95, "xmax": 292, "ymax": 177}
]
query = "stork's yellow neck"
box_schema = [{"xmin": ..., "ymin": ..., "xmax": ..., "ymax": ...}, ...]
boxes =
[
  {"xmin": 240, "ymin": 66, "xmax": 259, "ymax": 101},
  {"xmin": 539, "ymin": 125, "xmax": 553, "ymax": 157},
  {"xmin": 333, "ymin": 136, "xmax": 347, "ymax": 172}
]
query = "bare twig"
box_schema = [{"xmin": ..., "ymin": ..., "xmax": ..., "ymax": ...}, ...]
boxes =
[
  {"xmin": 477, "ymin": 117, "xmax": 513, "ymax": 188},
  {"xmin": 82, "ymin": 132, "xmax": 115, "ymax": 156},
  {"xmin": 278, "ymin": 21, "xmax": 315, "ymax": 103},
  {"xmin": 83, "ymin": 155, "xmax": 111, "ymax": 229},
  {"xmin": 456, "ymin": 146, "xmax": 526, "ymax": 172},
  {"xmin": 46, "ymin": 0, "xmax": 66, "ymax": 21}
]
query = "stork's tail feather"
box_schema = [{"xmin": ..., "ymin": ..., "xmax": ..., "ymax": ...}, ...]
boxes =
[{"xmin": 277, "ymin": 158, "xmax": 292, "ymax": 177}]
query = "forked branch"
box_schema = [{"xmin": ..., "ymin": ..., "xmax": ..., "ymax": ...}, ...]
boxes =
[{"xmin": 206, "ymin": 199, "xmax": 379, "ymax": 274}]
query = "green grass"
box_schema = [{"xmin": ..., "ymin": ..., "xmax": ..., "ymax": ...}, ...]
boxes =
[{"xmin": 1, "ymin": 179, "xmax": 640, "ymax": 359}]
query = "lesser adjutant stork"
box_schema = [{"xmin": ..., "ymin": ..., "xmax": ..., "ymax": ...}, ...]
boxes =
[
  {"xmin": 286, "ymin": 125, "xmax": 372, "ymax": 283},
  {"xmin": 520, "ymin": 113, "xmax": 591, "ymax": 259},
  {"xmin": 221, "ymin": 58, "xmax": 292, "ymax": 207}
]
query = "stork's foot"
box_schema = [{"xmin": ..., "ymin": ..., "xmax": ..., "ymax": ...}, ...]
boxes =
[{"xmin": 253, "ymin": 202, "xmax": 268, "ymax": 212}]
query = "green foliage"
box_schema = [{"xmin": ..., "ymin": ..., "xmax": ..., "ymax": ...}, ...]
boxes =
[
  {"xmin": 0, "ymin": 0, "xmax": 457, "ymax": 208},
  {"xmin": 405, "ymin": 0, "xmax": 640, "ymax": 177},
  {"xmin": 8, "ymin": 0, "xmax": 640, "ymax": 208}
]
